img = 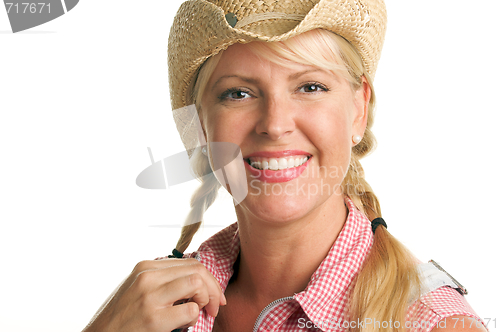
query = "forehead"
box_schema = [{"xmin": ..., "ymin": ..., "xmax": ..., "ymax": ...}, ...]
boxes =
[{"xmin": 210, "ymin": 42, "xmax": 328, "ymax": 81}]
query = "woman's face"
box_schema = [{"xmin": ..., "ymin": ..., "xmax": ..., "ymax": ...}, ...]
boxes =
[{"xmin": 200, "ymin": 42, "xmax": 369, "ymax": 225}]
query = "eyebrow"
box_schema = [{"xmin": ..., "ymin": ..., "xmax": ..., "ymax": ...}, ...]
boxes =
[{"xmin": 210, "ymin": 68, "xmax": 327, "ymax": 92}]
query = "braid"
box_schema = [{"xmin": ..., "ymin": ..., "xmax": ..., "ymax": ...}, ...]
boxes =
[
  {"xmin": 174, "ymin": 51, "xmax": 224, "ymax": 254},
  {"xmin": 175, "ymin": 149, "xmax": 221, "ymax": 253},
  {"xmin": 345, "ymin": 131, "xmax": 421, "ymax": 332},
  {"xmin": 343, "ymin": 157, "xmax": 381, "ymax": 221},
  {"xmin": 343, "ymin": 117, "xmax": 381, "ymax": 221}
]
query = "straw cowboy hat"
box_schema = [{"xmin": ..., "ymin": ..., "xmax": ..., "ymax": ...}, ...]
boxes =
[{"xmin": 168, "ymin": 0, "xmax": 387, "ymax": 155}]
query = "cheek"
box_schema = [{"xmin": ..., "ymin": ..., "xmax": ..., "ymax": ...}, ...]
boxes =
[
  {"xmin": 205, "ymin": 111, "xmax": 249, "ymax": 144},
  {"xmin": 303, "ymin": 110, "xmax": 351, "ymax": 149},
  {"xmin": 301, "ymin": 110, "xmax": 352, "ymax": 173}
]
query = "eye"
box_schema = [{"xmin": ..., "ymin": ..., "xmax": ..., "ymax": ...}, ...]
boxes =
[
  {"xmin": 219, "ymin": 88, "xmax": 252, "ymax": 100},
  {"xmin": 298, "ymin": 82, "xmax": 328, "ymax": 93}
]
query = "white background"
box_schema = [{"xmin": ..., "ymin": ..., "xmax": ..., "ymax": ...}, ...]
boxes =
[{"xmin": 1, "ymin": 1, "xmax": 499, "ymax": 331}]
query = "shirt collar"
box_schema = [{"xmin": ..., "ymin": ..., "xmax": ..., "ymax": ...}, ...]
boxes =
[{"xmin": 295, "ymin": 196, "xmax": 374, "ymax": 324}]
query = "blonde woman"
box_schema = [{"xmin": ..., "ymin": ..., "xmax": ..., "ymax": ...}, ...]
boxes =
[{"xmin": 83, "ymin": 1, "xmax": 488, "ymax": 331}]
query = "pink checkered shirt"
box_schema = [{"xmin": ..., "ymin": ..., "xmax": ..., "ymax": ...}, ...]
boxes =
[{"xmin": 161, "ymin": 196, "xmax": 484, "ymax": 331}]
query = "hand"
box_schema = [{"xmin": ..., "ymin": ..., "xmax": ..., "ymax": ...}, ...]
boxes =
[{"xmin": 82, "ymin": 258, "xmax": 227, "ymax": 332}]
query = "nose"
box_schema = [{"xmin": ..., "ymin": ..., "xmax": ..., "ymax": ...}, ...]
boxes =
[{"xmin": 255, "ymin": 95, "xmax": 295, "ymax": 140}]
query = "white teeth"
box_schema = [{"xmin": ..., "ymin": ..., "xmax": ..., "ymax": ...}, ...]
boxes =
[
  {"xmin": 269, "ymin": 159, "xmax": 279, "ymax": 170},
  {"xmin": 248, "ymin": 156, "xmax": 309, "ymax": 170},
  {"xmin": 278, "ymin": 158, "xmax": 288, "ymax": 170}
]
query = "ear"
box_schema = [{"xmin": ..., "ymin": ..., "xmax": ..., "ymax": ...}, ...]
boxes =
[{"xmin": 352, "ymin": 76, "xmax": 371, "ymax": 138}]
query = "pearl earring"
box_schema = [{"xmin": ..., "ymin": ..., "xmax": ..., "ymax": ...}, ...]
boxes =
[
  {"xmin": 352, "ymin": 135, "xmax": 362, "ymax": 144},
  {"xmin": 201, "ymin": 146, "xmax": 207, "ymax": 155}
]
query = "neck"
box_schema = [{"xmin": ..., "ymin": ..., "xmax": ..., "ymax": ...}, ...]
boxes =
[{"xmin": 233, "ymin": 193, "xmax": 348, "ymax": 305}]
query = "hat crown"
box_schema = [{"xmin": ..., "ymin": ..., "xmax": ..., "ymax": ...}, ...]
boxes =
[
  {"xmin": 207, "ymin": 0, "xmax": 320, "ymax": 16},
  {"xmin": 207, "ymin": 0, "xmax": 321, "ymax": 35}
]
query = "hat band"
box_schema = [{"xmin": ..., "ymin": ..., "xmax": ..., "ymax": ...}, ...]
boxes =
[{"xmin": 234, "ymin": 12, "xmax": 306, "ymax": 29}]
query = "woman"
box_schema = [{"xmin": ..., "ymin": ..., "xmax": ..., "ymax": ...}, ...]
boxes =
[{"xmin": 83, "ymin": 0, "xmax": 487, "ymax": 331}]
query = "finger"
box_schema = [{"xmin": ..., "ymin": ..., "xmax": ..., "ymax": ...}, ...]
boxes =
[
  {"xmin": 132, "ymin": 258, "xmax": 199, "ymax": 275},
  {"xmin": 161, "ymin": 273, "xmax": 220, "ymax": 318},
  {"xmin": 130, "ymin": 259, "xmax": 203, "ymax": 295},
  {"xmin": 132, "ymin": 258, "xmax": 223, "ymax": 299},
  {"xmin": 114, "ymin": 259, "xmax": 190, "ymax": 299},
  {"xmin": 163, "ymin": 263, "xmax": 225, "ymax": 313},
  {"xmin": 136, "ymin": 301, "xmax": 200, "ymax": 332},
  {"xmin": 161, "ymin": 302, "xmax": 200, "ymax": 331}
]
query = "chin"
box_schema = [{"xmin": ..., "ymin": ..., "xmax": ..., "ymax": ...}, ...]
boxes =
[{"xmin": 239, "ymin": 192, "xmax": 318, "ymax": 225}]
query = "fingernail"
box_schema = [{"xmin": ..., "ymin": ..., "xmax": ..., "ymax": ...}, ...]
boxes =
[{"xmin": 221, "ymin": 293, "xmax": 227, "ymax": 306}]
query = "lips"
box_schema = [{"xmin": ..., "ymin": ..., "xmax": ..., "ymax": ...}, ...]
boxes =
[{"xmin": 243, "ymin": 150, "xmax": 312, "ymax": 183}]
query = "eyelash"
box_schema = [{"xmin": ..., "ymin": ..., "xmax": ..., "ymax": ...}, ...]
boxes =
[
  {"xmin": 300, "ymin": 82, "xmax": 330, "ymax": 94},
  {"xmin": 218, "ymin": 82, "xmax": 329, "ymax": 101},
  {"xmin": 219, "ymin": 87, "xmax": 251, "ymax": 101}
]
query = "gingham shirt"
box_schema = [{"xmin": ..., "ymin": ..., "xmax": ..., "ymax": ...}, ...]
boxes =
[{"xmin": 165, "ymin": 196, "xmax": 484, "ymax": 331}]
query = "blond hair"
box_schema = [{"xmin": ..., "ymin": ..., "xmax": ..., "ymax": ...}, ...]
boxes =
[{"xmin": 175, "ymin": 29, "xmax": 421, "ymax": 332}]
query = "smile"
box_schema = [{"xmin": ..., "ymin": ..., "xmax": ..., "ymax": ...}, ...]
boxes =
[
  {"xmin": 246, "ymin": 155, "xmax": 310, "ymax": 170},
  {"xmin": 243, "ymin": 151, "xmax": 312, "ymax": 183}
]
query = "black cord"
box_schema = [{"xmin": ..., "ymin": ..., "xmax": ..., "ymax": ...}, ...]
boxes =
[
  {"xmin": 167, "ymin": 248, "xmax": 184, "ymax": 258},
  {"xmin": 371, "ymin": 217, "xmax": 387, "ymax": 233}
]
